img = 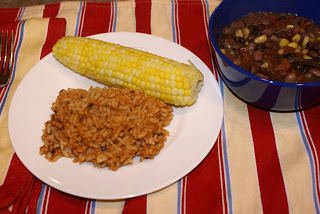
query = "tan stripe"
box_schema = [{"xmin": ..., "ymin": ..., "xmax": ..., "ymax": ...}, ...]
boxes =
[
  {"xmin": 223, "ymin": 85, "xmax": 263, "ymax": 214},
  {"xmin": 147, "ymin": 182, "xmax": 178, "ymax": 214},
  {"xmin": 0, "ymin": 18, "xmax": 50, "ymax": 184},
  {"xmin": 20, "ymin": 5, "xmax": 45, "ymax": 20},
  {"xmin": 115, "ymin": 1, "xmax": 136, "ymax": 33},
  {"xmin": 151, "ymin": 0, "xmax": 173, "ymax": 41},
  {"xmin": 271, "ymin": 112, "xmax": 316, "ymax": 214},
  {"xmin": 57, "ymin": 2, "xmax": 81, "ymax": 36},
  {"xmin": 95, "ymin": 200, "xmax": 125, "ymax": 214}
]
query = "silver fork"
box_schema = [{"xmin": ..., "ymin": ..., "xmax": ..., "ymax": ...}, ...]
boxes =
[{"xmin": 0, "ymin": 30, "xmax": 14, "ymax": 88}]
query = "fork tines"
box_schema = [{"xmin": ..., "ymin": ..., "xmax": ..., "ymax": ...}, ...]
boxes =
[{"xmin": 0, "ymin": 30, "xmax": 14, "ymax": 88}]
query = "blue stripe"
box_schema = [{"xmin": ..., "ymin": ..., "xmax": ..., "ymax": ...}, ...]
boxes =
[
  {"xmin": 74, "ymin": 2, "xmax": 83, "ymax": 36},
  {"xmin": 36, "ymin": 184, "xmax": 47, "ymax": 214},
  {"xmin": 90, "ymin": 200, "xmax": 96, "ymax": 214},
  {"xmin": 0, "ymin": 20, "xmax": 25, "ymax": 116},
  {"xmin": 219, "ymin": 79, "xmax": 233, "ymax": 214},
  {"xmin": 18, "ymin": 7, "xmax": 26, "ymax": 20},
  {"xmin": 112, "ymin": 2, "xmax": 117, "ymax": 32},
  {"xmin": 296, "ymin": 112, "xmax": 320, "ymax": 214},
  {"xmin": 176, "ymin": 180, "xmax": 182, "ymax": 214},
  {"xmin": 170, "ymin": 0, "xmax": 177, "ymax": 43}
]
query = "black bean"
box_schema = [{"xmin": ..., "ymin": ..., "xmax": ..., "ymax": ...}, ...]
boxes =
[
  {"xmin": 247, "ymin": 34, "xmax": 256, "ymax": 42},
  {"xmin": 294, "ymin": 65, "xmax": 304, "ymax": 72},
  {"xmin": 298, "ymin": 17, "xmax": 309, "ymax": 26},
  {"xmin": 265, "ymin": 41, "xmax": 274, "ymax": 49},
  {"xmin": 283, "ymin": 53, "xmax": 296, "ymax": 59},
  {"xmin": 248, "ymin": 25, "xmax": 259, "ymax": 34},
  {"xmin": 258, "ymin": 67, "xmax": 268, "ymax": 75},
  {"xmin": 249, "ymin": 63, "xmax": 258, "ymax": 74},
  {"xmin": 284, "ymin": 73, "xmax": 297, "ymax": 83},
  {"xmin": 302, "ymin": 66, "xmax": 310, "ymax": 73},
  {"xmin": 255, "ymin": 43, "xmax": 266, "ymax": 50},
  {"xmin": 258, "ymin": 24, "xmax": 266, "ymax": 31},
  {"xmin": 220, "ymin": 34, "xmax": 228, "ymax": 43},
  {"xmin": 308, "ymin": 50, "xmax": 319, "ymax": 58},
  {"xmin": 309, "ymin": 67, "xmax": 320, "ymax": 77},
  {"xmin": 276, "ymin": 30, "xmax": 289, "ymax": 38},
  {"xmin": 101, "ymin": 146, "xmax": 106, "ymax": 151},
  {"xmin": 278, "ymin": 15, "xmax": 287, "ymax": 22},
  {"xmin": 235, "ymin": 37, "xmax": 246, "ymax": 44},
  {"xmin": 307, "ymin": 42, "xmax": 319, "ymax": 51}
]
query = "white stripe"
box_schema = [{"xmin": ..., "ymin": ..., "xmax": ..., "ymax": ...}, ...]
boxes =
[
  {"xmin": 79, "ymin": 2, "xmax": 86, "ymax": 37},
  {"xmin": 44, "ymin": 186, "xmax": 51, "ymax": 214}
]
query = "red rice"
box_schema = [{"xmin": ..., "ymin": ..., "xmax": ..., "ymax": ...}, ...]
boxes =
[{"xmin": 40, "ymin": 87, "xmax": 174, "ymax": 171}]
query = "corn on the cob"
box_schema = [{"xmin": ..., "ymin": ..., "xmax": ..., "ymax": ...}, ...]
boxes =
[{"xmin": 52, "ymin": 36, "xmax": 204, "ymax": 106}]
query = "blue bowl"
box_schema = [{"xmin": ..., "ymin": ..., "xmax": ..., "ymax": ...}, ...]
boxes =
[{"xmin": 209, "ymin": 0, "xmax": 320, "ymax": 111}]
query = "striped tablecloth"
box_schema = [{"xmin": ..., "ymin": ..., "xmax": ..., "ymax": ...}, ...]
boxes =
[{"xmin": 0, "ymin": 0, "xmax": 319, "ymax": 213}]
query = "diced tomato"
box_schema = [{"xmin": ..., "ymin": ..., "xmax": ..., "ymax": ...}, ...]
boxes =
[
  {"xmin": 264, "ymin": 49, "xmax": 276, "ymax": 57},
  {"xmin": 268, "ymin": 15, "xmax": 277, "ymax": 23},
  {"xmin": 238, "ymin": 46, "xmax": 250, "ymax": 57},
  {"xmin": 283, "ymin": 46, "xmax": 295, "ymax": 54},
  {"xmin": 234, "ymin": 21, "xmax": 245, "ymax": 29},
  {"xmin": 240, "ymin": 54, "xmax": 253, "ymax": 67},
  {"xmin": 274, "ymin": 58, "xmax": 291, "ymax": 72},
  {"xmin": 273, "ymin": 21, "xmax": 283, "ymax": 31}
]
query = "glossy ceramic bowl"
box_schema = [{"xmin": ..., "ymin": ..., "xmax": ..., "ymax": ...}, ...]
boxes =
[{"xmin": 209, "ymin": 0, "xmax": 320, "ymax": 111}]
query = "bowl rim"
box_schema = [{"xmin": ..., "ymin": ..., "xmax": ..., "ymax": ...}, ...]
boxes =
[{"xmin": 208, "ymin": 1, "xmax": 320, "ymax": 88}]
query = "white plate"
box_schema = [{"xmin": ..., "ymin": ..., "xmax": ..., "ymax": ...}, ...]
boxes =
[{"xmin": 8, "ymin": 32, "xmax": 223, "ymax": 200}]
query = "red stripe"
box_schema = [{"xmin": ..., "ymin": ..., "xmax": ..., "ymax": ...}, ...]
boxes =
[
  {"xmin": 217, "ymin": 136, "xmax": 228, "ymax": 213},
  {"xmin": 40, "ymin": 18, "xmax": 66, "ymax": 59},
  {"xmin": 25, "ymin": 178, "xmax": 43, "ymax": 214},
  {"xmin": 0, "ymin": 154, "xmax": 32, "ymax": 208},
  {"xmin": 40, "ymin": 186, "xmax": 50, "ymax": 214},
  {"xmin": 79, "ymin": 2, "xmax": 113, "ymax": 37},
  {"xmin": 43, "ymin": 3, "xmax": 60, "ymax": 18},
  {"xmin": 0, "ymin": 8, "xmax": 21, "ymax": 24},
  {"xmin": 247, "ymin": 105, "xmax": 289, "ymax": 213},
  {"xmin": 11, "ymin": 175, "xmax": 36, "ymax": 214},
  {"xmin": 174, "ymin": 1, "xmax": 225, "ymax": 213},
  {"xmin": 175, "ymin": 0, "xmax": 212, "ymax": 69},
  {"xmin": 44, "ymin": 188, "xmax": 89, "ymax": 214},
  {"xmin": 122, "ymin": 196, "xmax": 147, "ymax": 214},
  {"xmin": 135, "ymin": 0, "xmax": 152, "ymax": 34}
]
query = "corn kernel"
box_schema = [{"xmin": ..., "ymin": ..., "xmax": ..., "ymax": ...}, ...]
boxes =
[
  {"xmin": 292, "ymin": 34, "xmax": 301, "ymax": 43},
  {"xmin": 221, "ymin": 49, "xmax": 226, "ymax": 54},
  {"xmin": 254, "ymin": 35, "xmax": 267, "ymax": 44},
  {"xmin": 309, "ymin": 32, "xmax": 315, "ymax": 38},
  {"xmin": 278, "ymin": 49, "xmax": 284, "ymax": 55},
  {"xmin": 235, "ymin": 29, "xmax": 243, "ymax": 38},
  {"xmin": 286, "ymin": 25, "xmax": 294, "ymax": 28},
  {"xmin": 260, "ymin": 62, "xmax": 269, "ymax": 68},
  {"xmin": 243, "ymin": 28, "xmax": 250, "ymax": 38},
  {"xmin": 279, "ymin": 38, "xmax": 289, "ymax": 47},
  {"xmin": 287, "ymin": 42, "xmax": 298, "ymax": 49},
  {"xmin": 303, "ymin": 55, "xmax": 312, "ymax": 59},
  {"xmin": 295, "ymin": 47, "xmax": 301, "ymax": 53},
  {"xmin": 302, "ymin": 49, "xmax": 309, "ymax": 55},
  {"xmin": 302, "ymin": 36, "xmax": 310, "ymax": 48}
]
